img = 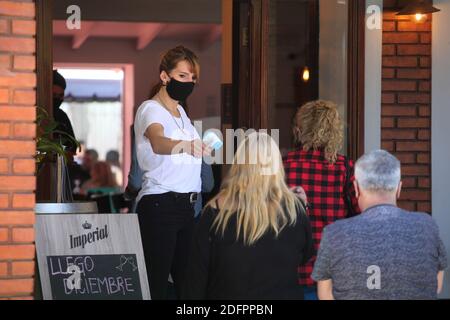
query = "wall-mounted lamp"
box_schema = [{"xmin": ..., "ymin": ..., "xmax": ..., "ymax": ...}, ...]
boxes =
[
  {"xmin": 396, "ymin": 0, "xmax": 440, "ymax": 23},
  {"xmin": 302, "ymin": 66, "xmax": 310, "ymax": 83}
]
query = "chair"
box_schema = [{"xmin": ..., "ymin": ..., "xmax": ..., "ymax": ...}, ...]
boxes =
[{"xmin": 87, "ymin": 187, "xmax": 132, "ymax": 213}]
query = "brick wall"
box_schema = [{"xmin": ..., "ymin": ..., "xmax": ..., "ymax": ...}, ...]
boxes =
[
  {"xmin": 0, "ymin": 0, "xmax": 36, "ymax": 299},
  {"xmin": 382, "ymin": 0, "xmax": 432, "ymax": 213}
]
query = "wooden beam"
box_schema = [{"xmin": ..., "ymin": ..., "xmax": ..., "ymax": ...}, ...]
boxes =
[
  {"xmin": 199, "ymin": 24, "xmax": 222, "ymax": 51},
  {"xmin": 72, "ymin": 21, "xmax": 95, "ymax": 49},
  {"xmin": 136, "ymin": 23, "xmax": 164, "ymax": 50}
]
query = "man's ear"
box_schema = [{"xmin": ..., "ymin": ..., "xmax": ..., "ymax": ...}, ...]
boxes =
[
  {"xmin": 396, "ymin": 181, "xmax": 402, "ymax": 199},
  {"xmin": 353, "ymin": 180, "xmax": 360, "ymax": 198}
]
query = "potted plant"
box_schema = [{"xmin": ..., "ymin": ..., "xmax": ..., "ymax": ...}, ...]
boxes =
[
  {"xmin": 35, "ymin": 106, "xmax": 97, "ymax": 214},
  {"xmin": 36, "ymin": 106, "xmax": 78, "ymax": 173}
]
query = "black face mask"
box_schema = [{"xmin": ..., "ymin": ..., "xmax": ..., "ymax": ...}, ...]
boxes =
[
  {"xmin": 53, "ymin": 97, "xmax": 63, "ymax": 109},
  {"xmin": 165, "ymin": 77, "xmax": 195, "ymax": 101}
]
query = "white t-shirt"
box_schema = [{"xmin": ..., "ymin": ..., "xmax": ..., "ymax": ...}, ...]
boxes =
[{"xmin": 134, "ymin": 100, "xmax": 202, "ymax": 203}]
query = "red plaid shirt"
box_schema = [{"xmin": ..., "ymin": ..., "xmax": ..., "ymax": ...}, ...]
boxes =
[{"xmin": 284, "ymin": 149, "xmax": 360, "ymax": 287}]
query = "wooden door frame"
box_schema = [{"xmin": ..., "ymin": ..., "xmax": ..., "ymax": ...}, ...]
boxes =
[
  {"xmin": 36, "ymin": 0, "xmax": 54, "ymax": 201},
  {"xmin": 347, "ymin": 0, "xmax": 366, "ymax": 160},
  {"xmin": 233, "ymin": 0, "xmax": 366, "ymax": 160}
]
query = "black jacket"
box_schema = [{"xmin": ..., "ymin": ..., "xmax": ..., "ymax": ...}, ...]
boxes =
[
  {"xmin": 54, "ymin": 107, "xmax": 77, "ymax": 153},
  {"xmin": 182, "ymin": 203, "xmax": 314, "ymax": 300}
]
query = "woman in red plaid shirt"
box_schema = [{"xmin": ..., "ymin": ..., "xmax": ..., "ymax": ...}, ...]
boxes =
[{"xmin": 283, "ymin": 100, "xmax": 360, "ymax": 300}]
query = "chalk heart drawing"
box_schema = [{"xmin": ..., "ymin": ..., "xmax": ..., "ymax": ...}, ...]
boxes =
[{"xmin": 116, "ymin": 255, "xmax": 138, "ymax": 272}]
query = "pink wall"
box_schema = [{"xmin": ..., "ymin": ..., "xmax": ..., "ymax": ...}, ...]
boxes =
[{"xmin": 53, "ymin": 37, "xmax": 222, "ymax": 120}]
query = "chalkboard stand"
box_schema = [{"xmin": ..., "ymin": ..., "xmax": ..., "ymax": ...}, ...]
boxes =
[
  {"xmin": 34, "ymin": 258, "xmax": 43, "ymax": 300},
  {"xmin": 34, "ymin": 202, "xmax": 98, "ymax": 300},
  {"xmin": 35, "ymin": 211, "xmax": 150, "ymax": 300}
]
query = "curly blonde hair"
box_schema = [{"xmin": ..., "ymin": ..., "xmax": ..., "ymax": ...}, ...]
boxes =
[{"xmin": 293, "ymin": 100, "xmax": 344, "ymax": 164}]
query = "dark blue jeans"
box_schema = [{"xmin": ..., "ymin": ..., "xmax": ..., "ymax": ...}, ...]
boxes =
[{"xmin": 303, "ymin": 286, "xmax": 318, "ymax": 300}]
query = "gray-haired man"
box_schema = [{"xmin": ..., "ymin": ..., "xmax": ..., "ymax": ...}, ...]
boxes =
[{"xmin": 312, "ymin": 150, "xmax": 447, "ymax": 300}]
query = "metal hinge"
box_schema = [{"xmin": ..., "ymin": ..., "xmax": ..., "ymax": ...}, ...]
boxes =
[{"xmin": 242, "ymin": 27, "xmax": 249, "ymax": 47}]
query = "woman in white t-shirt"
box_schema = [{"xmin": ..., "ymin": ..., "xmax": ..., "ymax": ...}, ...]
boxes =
[{"xmin": 134, "ymin": 46, "xmax": 210, "ymax": 300}]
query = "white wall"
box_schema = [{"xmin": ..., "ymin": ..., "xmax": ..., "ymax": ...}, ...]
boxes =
[
  {"xmin": 364, "ymin": 0, "xmax": 382, "ymax": 152},
  {"xmin": 432, "ymin": 0, "xmax": 450, "ymax": 300}
]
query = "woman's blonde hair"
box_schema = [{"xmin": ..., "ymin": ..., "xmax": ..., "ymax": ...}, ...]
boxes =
[
  {"xmin": 206, "ymin": 132, "xmax": 304, "ymax": 246},
  {"xmin": 293, "ymin": 100, "xmax": 344, "ymax": 164}
]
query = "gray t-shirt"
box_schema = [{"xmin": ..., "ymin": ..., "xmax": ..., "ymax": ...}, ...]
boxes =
[{"xmin": 311, "ymin": 204, "xmax": 448, "ymax": 300}]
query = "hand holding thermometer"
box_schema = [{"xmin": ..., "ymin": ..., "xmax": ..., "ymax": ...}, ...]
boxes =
[{"xmin": 202, "ymin": 130, "xmax": 223, "ymax": 151}]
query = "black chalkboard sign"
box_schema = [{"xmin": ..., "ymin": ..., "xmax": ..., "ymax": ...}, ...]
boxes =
[
  {"xmin": 36, "ymin": 214, "xmax": 150, "ymax": 300},
  {"xmin": 47, "ymin": 254, "xmax": 143, "ymax": 300}
]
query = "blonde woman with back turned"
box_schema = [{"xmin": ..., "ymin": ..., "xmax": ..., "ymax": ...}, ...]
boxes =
[{"xmin": 182, "ymin": 132, "xmax": 314, "ymax": 300}]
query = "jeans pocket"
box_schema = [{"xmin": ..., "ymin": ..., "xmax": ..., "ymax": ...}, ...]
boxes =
[{"xmin": 137, "ymin": 196, "xmax": 161, "ymax": 215}]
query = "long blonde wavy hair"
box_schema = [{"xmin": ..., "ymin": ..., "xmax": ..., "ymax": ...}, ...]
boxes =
[
  {"xmin": 206, "ymin": 132, "xmax": 304, "ymax": 246},
  {"xmin": 293, "ymin": 100, "xmax": 344, "ymax": 164}
]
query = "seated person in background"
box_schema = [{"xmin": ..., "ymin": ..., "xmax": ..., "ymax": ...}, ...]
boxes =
[
  {"xmin": 70, "ymin": 148, "xmax": 99, "ymax": 196},
  {"xmin": 106, "ymin": 150, "xmax": 123, "ymax": 187},
  {"xmin": 81, "ymin": 149, "xmax": 99, "ymax": 183},
  {"xmin": 182, "ymin": 132, "xmax": 314, "ymax": 300},
  {"xmin": 73, "ymin": 140, "xmax": 86, "ymax": 165},
  {"xmin": 80, "ymin": 161, "xmax": 118, "ymax": 196},
  {"xmin": 312, "ymin": 150, "xmax": 448, "ymax": 300}
]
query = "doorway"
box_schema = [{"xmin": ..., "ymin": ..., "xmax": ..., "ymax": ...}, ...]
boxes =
[
  {"xmin": 36, "ymin": 0, "xmax": 223, "ymax": 201},
  {"xmin": 232, "ymin": 0, "xmax": 366, "ymax": 160},
  {"xmin": 53, "ymin": 64, "xmax": 134, "ymax": 189}
]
